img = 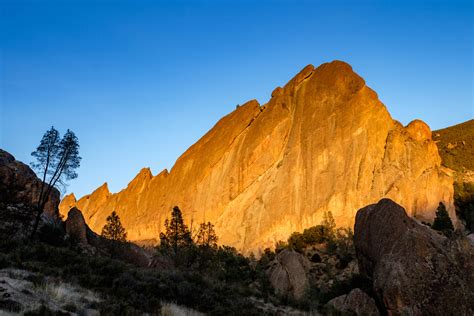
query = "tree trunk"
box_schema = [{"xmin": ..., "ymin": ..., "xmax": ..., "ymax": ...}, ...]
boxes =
[{"xmin": 30, "ymin": 207, "xmax": 43, "ymax": 240}]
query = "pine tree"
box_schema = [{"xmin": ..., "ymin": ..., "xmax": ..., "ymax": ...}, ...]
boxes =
[
  {"xmin": 101, "ymin": 211, "xmax": 127, "ymax": 242},
  {"xmin": 160, "ymin": 206, "xmax": 192, "ymax": 254},
  {"xmin": 322, "ymin": 210, "xmax": 336, "ymax": 238},
  {"xmin": 30, "ymin": 127, "xmax": 81, "ymax": 238},
  {"xmin": 196, "ymin": 222, "xmax": 218, "ymax": 248},
  {"xmin": 432, "ymin": 202, "xmax": 454, "ymax": 232}
]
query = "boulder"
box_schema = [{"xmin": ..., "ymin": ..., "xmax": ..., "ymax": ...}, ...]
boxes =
[
  {"xmin": 467, "ymin": 234, "xmax": 474, "ymax": 247},
  {"xmin": 0, "ymin": 149, "xmax": 59, "ymax": 218},
  {"xmin": 325, "ymin": 288, "xmax": 379, "ymax": 315},
  {"xmin": 354, "ymin": 198, "xmax": 474, "ymax": 315},
  {"xmin": 65, "ymin": 207, "xmax": 88, "ymax": 244},
  {"xmin": 64, "ymin": 207, "xmax": 151, "ymax": 266},
  {"xmin": 267, "ymin": 249, "xmax": 311, "ymax": 301}
]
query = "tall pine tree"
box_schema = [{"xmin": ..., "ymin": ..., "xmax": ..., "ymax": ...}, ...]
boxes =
[
  {"xmin": 30, "ymin": 127, "xmax": 81, "ymax": 238},
  {"xmin": 101, "ymin": 211, "xmax": 127, "ymax": 242},
  {"xmin": 432, "ymin": 202, "xmax": 454, "ymax": 232},
  {"xmin": 160, "ymin": 206, "xmax": 192, "ymax": 254}
]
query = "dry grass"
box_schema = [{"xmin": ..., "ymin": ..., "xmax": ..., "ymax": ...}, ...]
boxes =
[
  {"xmin": 160, "ymin": 302, "xmax": 205, "ymax": 316},
  {"xmin": 0, "ymin": 268, "xmax": 101, "ymax": 315}
]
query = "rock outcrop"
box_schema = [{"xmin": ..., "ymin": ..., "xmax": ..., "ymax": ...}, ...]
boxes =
[
  {"xmin": 325, "ymin": 288, "xmax": 379, "ymax": 315},
  {"xmin": 0, "ymin": 149, "xmax": 59, "ymax": 218},
  {"xmin": 354, "ymin": 198, "xmax": 474, "ymax": 315},
  {"xmin": 60, "ymin": 61, "xmax": 454, "ymax": 253},
  {"xmin": 267, "ymin": 249, "xmax": 311, "ymax": 301},
  {"xmin": 65, "ymin": 207, "xmax": 88, "ymax": 244},
  {"xmin": 62, "ymin": 206, "xmax": 151, "ymax": 267}
]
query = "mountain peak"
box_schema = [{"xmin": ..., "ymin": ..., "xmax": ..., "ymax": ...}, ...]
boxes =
[{"xmin": 60, "ymin": 61, "xmax": 454, "ymax": 253}]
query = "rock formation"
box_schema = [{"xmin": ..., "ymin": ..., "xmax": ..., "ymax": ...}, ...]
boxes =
[
  {"xmin": 267, "ymin": 249, "xmax": 311, "ymax": 300},
  {"xmin": 0, "ymin": 149, "xmax": 59, "ymax": 218},
  {"xmin": 325, "ymin": 288, "xmax": 379, "ymax": 315},
  {"xmin": 354, "ymin": 198, "xmax": 474, "ymax": 315},
  {"xmin": 60, "ymin": 61, "xmax": 454, "ymax": 253},
  {"xmin": 65, "ymin": 207, "xmax": 88, "ymax": 245},
  {"xmin": 65, "ymin": 206, "xmax": 151, "ymax": 267}
]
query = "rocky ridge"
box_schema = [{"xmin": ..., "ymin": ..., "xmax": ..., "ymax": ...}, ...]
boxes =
[{"xmin": 60, "ymin": 61, "xmax": 455, "ymax": 253}]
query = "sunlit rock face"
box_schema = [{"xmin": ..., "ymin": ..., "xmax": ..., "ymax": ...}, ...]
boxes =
[{"xmin": 60, "ymin": 61, "xmax": 454, "ymax": 253}]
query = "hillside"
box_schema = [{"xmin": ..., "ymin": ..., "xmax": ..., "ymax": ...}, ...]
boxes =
[{"xmin": 433, "ymin": 119, "xmax": 474, "ymax": 173}]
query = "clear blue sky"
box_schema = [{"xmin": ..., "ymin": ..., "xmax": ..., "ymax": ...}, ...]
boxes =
[{"xmin": 1, "ymin": 0, "xmax": 473, "ymax": 198}]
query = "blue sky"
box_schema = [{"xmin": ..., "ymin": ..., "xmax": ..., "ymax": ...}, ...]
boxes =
[{"xmin": 1, "ymin": 0, "xmax": 473, "ymax": 198}]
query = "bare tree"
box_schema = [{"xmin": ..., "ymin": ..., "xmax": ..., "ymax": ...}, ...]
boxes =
[{"xmin": 30, "ymin": 127, "xmax": 81, "ymax": 238}]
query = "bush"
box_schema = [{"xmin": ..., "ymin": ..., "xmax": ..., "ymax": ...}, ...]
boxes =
[
  {"xmin": 288, "ymin": 232, "xmax": 305, "ymax": 252},
  {"xmin": 38, "ymin": 223, "xmax": 67, "ymax": 247},
  {"xmin": 302, "ymin": 225, "xmax": 332, "ymax": 244}
]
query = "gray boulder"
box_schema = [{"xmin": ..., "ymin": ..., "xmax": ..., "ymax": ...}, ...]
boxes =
[
  {"xmin": 325, "ymin": 288, "xmax": 379, "ymax": 315},
  {"xmin": 267, "ymin": 249, "xmax": 311, "ymax": 301}
]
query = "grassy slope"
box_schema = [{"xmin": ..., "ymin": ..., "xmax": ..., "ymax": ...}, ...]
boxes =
[{"xmin": 433, "ymin": 119, "xmax": 474, "ymax": 172}]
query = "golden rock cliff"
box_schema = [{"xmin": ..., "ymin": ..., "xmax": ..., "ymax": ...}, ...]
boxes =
[{"xmin": 60, "ymin": 61, "xmax": 454, "ymax": 253}]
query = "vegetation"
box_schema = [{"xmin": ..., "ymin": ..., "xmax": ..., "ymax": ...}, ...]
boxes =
[
  {"xmin": 286, "ymin": 211, "xmax": 353, "ymax": 256},
  {"xmin": 30, "ymin": 127, "xmax": 81, "ymax": 238},
  {"xmin": 432, "ymin": 202, "xmax": 454, "ymax": 232},
  {"xmin": 101, "ymin": 211, "xmax": 127, "ymax": 242},
  {"xmin": 0, "ymin": 197, "xmax": 361, "ymax": 315},
  {"xmin": 160, "ymin": 206, "xmax": 192, "ymax": 254},
  {"xmin": 0, "ymin": 222, "xmax": 261, "ymax": 314},
  {"xmin": 196, "ymin": 222, "xmax": 218, "ymax": 248}
]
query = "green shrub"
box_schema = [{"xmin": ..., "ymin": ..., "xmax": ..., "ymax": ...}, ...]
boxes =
[
  {"xmin": 288, "ymin": 232, "xmax": 305, "ymax": 252},
  {"xmin": 302, "ymin": 225, "xmax": 332, "ymax": 244}
]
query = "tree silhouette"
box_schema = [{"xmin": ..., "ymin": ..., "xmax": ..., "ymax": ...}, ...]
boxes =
[
  {"xmin": 432, "ymin": 202, "xmax": 454, "ymax": 232},
  {"xmin": 196, "ymin": 222, "xmax": 218, "ymax": 248},
  {"xmin": 160, "ymin": 206, "xmax": 192, "ymax": 254},
  {"xmin": 101, "ymin": 211, "xmax": 127, "ymax": 242},
  {"xmin": 30, "ymin": 127, "xmax": 81, "ymax": 238}
]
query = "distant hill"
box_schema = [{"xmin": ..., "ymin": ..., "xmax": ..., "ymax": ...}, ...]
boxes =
[{"xmin": 433, "ymin": 119, "xmax": 474, "ymax": 172}]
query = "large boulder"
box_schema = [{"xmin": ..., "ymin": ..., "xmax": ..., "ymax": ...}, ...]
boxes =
[
  {"xmin": 354, "ymin": 198, "xmax": 474, "ymax": 315},
  {"xmin": 267, "ymin": 249, "xmax": 311, "ymax": 301},
  {"xmin": 0, "ymin": 149, "xmax": 59, "ymax": 218},
  {"xmin": 325, "ymin": 288, "xmax": 379, "ymax": 315},
  {"xmin": 64, "ymin": 206, "xmax": 151, "ymax": 267},
  {"xmin": 65, "ymin": 207, "xmax": 88, "ymax": 244}
]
